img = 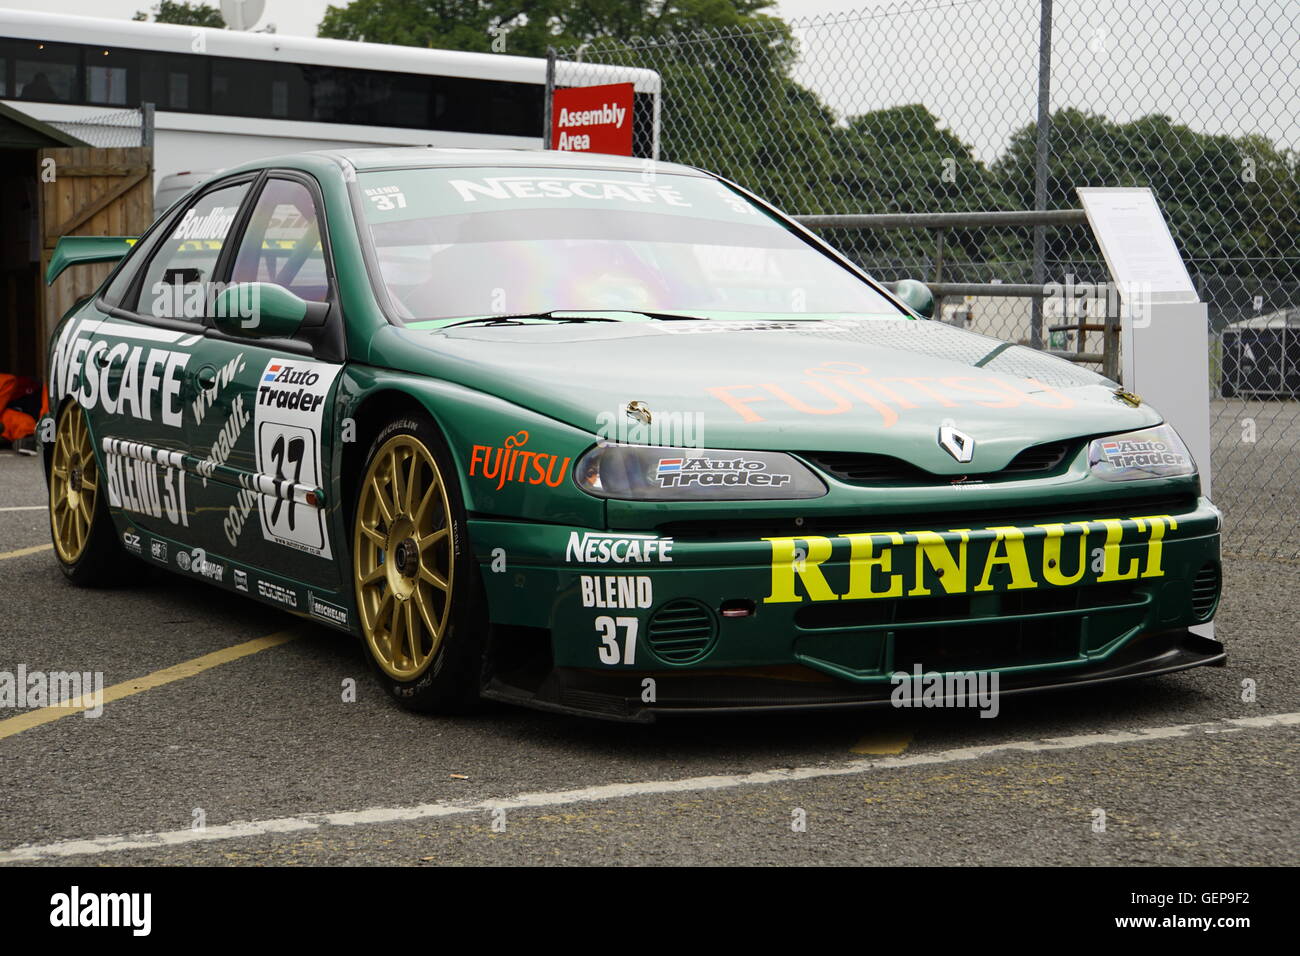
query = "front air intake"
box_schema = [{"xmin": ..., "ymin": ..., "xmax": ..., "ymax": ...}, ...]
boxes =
[
  {"xmin": 1191, "ymin": 563, "xmax": 1221, "ymax": 621},
  {"xmin": 646, "ymin": 599, "xmax": 718, "ymax": 664}
]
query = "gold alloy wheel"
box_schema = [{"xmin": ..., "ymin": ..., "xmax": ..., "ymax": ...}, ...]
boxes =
[
  {"xmin": 49, "ymin": 404, "xmax": 99, "ymax": 565},
  {"xmin": 353, "ymin": 433, "xmax": 455, "ymax": 680}
]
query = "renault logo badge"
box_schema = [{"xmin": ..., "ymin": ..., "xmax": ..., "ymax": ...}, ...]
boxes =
[{"xmin": 938, "ymin": 423, "xmax": 975, "ymax": 463}]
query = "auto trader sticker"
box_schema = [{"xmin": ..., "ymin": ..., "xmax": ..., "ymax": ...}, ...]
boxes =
[
  {"xmin": 656, "ymin": 455, "xmax": 792, "ymax": 489},
  {"xmin": 763, "ymin": 515, "xmax": 1178, "ymax": 603},
  {"xmin": 1098, "ymin": 439, "xmax": 1187, "ymax": 469},
  {"xmin": 254, "ymin": 358, "xmax": 341, "ymax": 558}
]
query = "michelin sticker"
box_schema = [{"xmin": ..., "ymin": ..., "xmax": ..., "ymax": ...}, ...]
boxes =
[{"xmin": 254, "ymin": 358, "xmax": 341, "ymax": 559}]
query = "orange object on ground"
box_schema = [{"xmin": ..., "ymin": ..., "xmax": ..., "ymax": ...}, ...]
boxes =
[{"xmin": 0, "ymin": 374, "xmax": 43, "ymax": 441}]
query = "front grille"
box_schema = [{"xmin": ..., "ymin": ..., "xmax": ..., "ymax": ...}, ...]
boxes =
[
  {"xmin": 799, "ymin": 439, "xmax": 1078, "ymax": 487},
  {"xmin": 646, "ymin": 599, "xmax": 718, "ymax": 664},
  {"xmin": 1191, "ymin": 563, "xmax": 1221, "ymax": 620},
  {"xmin": 1003, "ymin": 440, "xmax": 1075, "ymax": 473},
  {"xmin": 795, "ymin": 581, "xmax": 1144, "ymax": 631},
  {"xmin": 657, "ymin": 494, "xmax": 1199, "ymax": 540},
  {"xmin": 798, "ymin": 452, "xmax": 930, "ymax": 484},
  {"xmin": 892, "ymin": 621, "xmax": 1081, "ymax": 672}
]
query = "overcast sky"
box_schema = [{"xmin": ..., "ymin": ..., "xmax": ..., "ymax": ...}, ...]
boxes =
[{"xmin": 3, "ymin": 0, "xmax": 1295, "ymax": 161}]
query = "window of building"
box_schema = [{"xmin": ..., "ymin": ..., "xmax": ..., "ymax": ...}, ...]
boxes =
[
  {"xmin": 86, "ymin": 48, "xmax": 133, "ymax": 105},
  {"xmin": 13, "ymin": 40, "xmax": 79, "ymax": 103}
]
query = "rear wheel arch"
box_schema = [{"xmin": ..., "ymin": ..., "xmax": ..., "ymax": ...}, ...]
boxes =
[{"xmin": 45, "ymin": 395, "xmax": 102, "ymax": 490}]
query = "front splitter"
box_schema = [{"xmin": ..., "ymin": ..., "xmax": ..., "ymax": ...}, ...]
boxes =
[{"xmin": 480, "ymin": 629, "xmax": 1226, "ymax": 723}]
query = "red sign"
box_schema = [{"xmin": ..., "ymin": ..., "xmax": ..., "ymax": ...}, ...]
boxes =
[{"xmin": 550, "ymin": 83, "xmax": 635, "ymax": 156}]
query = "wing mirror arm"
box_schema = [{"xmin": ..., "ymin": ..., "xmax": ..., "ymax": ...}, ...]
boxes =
[{"xmin": 301, "ymin": 300, "xmax": 331, "ymax": 329}]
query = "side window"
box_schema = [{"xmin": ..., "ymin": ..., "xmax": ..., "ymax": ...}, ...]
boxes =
[
  {"xmin": 134, "ymin": 182, "xmax": 250, "ymax": 320},
  {"xmin": 231, "ymin": 179, "xmax": 330, "ymax": 304}
]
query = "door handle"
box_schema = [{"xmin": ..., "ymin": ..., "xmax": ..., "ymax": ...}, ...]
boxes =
[{"xmin": 195, "ymin": 365, "xmax": 218, "ymax": 389}]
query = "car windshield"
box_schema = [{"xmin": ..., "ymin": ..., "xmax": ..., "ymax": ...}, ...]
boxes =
[{"xmin": 355, "ymin": 165, "xmax": 906, "ymax": 324}]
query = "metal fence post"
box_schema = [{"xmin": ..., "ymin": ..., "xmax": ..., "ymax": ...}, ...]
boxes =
[
  {"xmin": 140, "ymin": 102, "xmax": 154, "ymax": 149},
  {"xmin": 1030, "ymin": 0, "xmax": 1053, "ymax": 349},
  {"xmin": 542, "ymin": 49, "xmax": 556, "ymax": 150}
]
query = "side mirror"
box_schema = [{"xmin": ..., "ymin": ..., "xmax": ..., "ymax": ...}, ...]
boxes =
[
  {"xmin": 893, "ymin": 279, "xmax": 935, "ymax": 319},
  {"xmin": 211, "ymin": 282, "xmax": 322, "ymax": 338}
]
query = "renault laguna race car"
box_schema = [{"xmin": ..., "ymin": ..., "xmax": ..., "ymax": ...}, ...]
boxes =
[{"xmin": 42, "ymin": 148, "xmax": 1224, "ymax": 721}]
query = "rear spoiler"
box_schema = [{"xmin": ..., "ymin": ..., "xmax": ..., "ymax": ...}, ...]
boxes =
[{"xmin": 45, "ymin": 236, "xmax": 137, "ymax": 285}]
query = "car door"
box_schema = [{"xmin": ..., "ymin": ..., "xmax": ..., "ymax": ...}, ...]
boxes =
[
  {"xmin": 52, "ymin": 178, "xmax": 256, "ymax": 564},
  {"xmin": 180, "ymin": 173, "xmax": 346, "ymax": 596}
]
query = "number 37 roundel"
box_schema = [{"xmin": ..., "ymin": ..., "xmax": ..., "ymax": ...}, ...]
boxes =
[{"xmin": 253, "ymin": 358, "xmax": 341, "ymax": 559}]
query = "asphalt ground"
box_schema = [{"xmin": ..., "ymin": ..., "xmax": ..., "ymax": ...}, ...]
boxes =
[
  {"xmin": 0, "ymin": 445, "xmax": 1296, "ymax": 867},
  {"xmin": 1210, "ymin": 397, "xmax": 1300, "ymax": 561}
]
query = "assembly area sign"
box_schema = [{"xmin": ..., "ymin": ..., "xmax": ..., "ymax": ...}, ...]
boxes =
[{"xmin": 550, "ymin": 83, "xmax": 635, "ymax": 155}]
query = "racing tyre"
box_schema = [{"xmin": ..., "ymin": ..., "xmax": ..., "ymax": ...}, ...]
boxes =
[
  {"xmin": 49, "ymin": 402, "xmax": 126, "ymax": 586},
  {"xmin": 352, "ymin": 415, "xmax": 487, "ymax": 713}
]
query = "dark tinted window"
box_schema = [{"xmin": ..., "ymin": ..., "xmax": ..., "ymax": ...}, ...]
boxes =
[
  {"xmin": 138, "ymin": 52, "xmax": 208, "ymax": 112},
  {"xmin": 85, "ymin": 47, "xmax": 136, "ymax": 106},
  {"xmin": 6, "ymin": 39, "xmax": 79, "ymax": 103}
]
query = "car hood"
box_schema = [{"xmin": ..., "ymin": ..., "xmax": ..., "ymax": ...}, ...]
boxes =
[{"xmin": 377, "ymin": 316, "xmax": 1160, "ymax": 473}]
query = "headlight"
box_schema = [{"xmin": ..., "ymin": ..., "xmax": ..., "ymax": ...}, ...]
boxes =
[
  {"xmin": 1087, "ymin": 424, "xmax": 1196, "ymax": 481},
  {"xmin": 575, "ymin": 444, "xmax": 827, "ymax": 500}
]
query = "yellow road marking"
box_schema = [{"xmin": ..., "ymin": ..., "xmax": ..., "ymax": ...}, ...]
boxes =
[
  {"xmin": 0, "ymin": 632, "xmax": 298, "ymax": 740},
  {"xmin": 851, "ymin": 731, "xmax": 914, "ymax": 755},
  {"xmin": 0, "ymin": 543, "xmax": 53, "ymax": 561}
]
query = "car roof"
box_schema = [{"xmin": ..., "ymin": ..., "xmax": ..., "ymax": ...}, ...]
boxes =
[{"xmin": 223, "ymin": 146, "xmax": 711, "ymax": 180}]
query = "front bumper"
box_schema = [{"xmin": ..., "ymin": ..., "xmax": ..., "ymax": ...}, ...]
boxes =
[
  {"xmin": 481, "ymin": 629, "xmax": 1225, "ymax": 722},
  {"xmin": 471, "ymin": 496, "xmax": 1223, "ymax": 720}
]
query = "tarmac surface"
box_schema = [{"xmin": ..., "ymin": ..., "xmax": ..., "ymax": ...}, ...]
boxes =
[{"xmin": 0, "ymin": 447, "xmax": 1296, "ymax": 866}]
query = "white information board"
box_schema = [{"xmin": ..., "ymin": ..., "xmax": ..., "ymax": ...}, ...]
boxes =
[{"xmin": 1078, "ymin": 187, "xmax": 1198, "ymax": 303}]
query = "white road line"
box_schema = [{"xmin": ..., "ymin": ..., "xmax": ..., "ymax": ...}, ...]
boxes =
[
  {"xmin": 0, "ymin": 506, "xmax": 45, "ymax": 512},
  {"xmin": 2, "ymin": 711, "xmax": 1297, "ymax": 863}
]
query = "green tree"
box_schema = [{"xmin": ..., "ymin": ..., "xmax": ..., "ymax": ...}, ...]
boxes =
[
  {"xmin": 994, "ymin": 108, "xmax": 1300, "ymax": 285},
  {"xmin": 317, "ymin": 1, "xmax": 780, "ymax": 56},
  {"xmin": 825, "ymin": 105, "xmax": 1022, "ymax": 274},
  {"xmin": 133, "ymin": 1, "xmax": 226, "ymax": 27}
]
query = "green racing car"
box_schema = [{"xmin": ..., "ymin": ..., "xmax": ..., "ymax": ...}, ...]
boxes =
[{"xmin": 41, "ymin": 147, "xmax": 1224, "ymax": 721}]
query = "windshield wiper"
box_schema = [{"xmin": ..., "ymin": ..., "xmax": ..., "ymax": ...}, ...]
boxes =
[{"xmin": 435, "ymin": 310, "xmax": 712, "ymax": 330}]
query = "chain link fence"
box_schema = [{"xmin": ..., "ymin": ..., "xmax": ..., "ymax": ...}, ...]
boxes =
[
  {"xmin": 47, "ymin": 104, "xmax": 154, "ymax": 148},
  {"xmin": 552, "ymin": 0, "xmax": 1300, "ymax": 560}
]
